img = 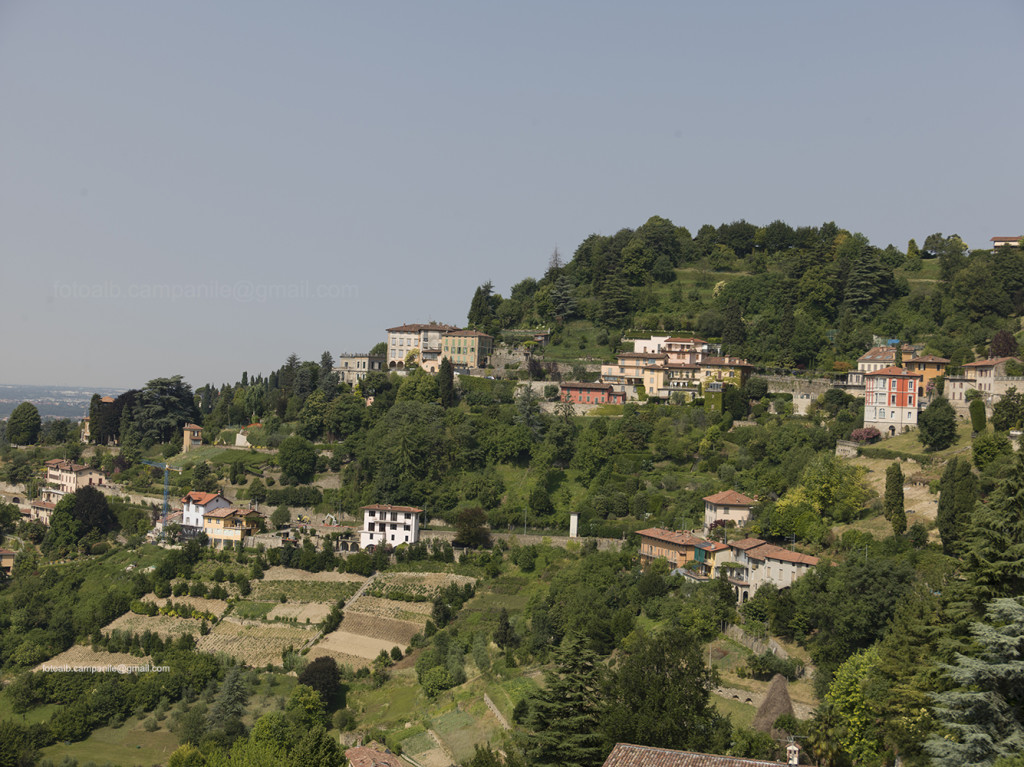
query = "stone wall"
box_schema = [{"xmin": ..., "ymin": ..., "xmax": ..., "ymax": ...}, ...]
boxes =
[{"xmin": 762, "ymin": 376, "xmax": 835, "ymax": 415}]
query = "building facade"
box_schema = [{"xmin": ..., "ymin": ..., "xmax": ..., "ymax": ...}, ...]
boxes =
[
  {"xmin": 203, "ymin": 508, "xmax": 262, "ymax": 548},
  {"xmin": 183, "ymin": 424, "xmax": 203, "ymax": 453},
  {"xmin": 44, "ymin": 459, "xmax": 106, "ymax": 494},
  {"xmin": 359, "ymin": 504, "xmax": 422, "ymax": 549},
  {"xmin": 385, "ymin": 323, "xmax": 459, "ymax": 371},
  {"xmin": 864, "ymin": 366, "xmax": 922, "ymax": 436},
  {"xmin": 560, "ymin": 381, "xmax": 626, "ymax": 406},
  {"xmin": 336, "ymin": 353, "xmax": 386, "ymax": 387},
  {"xmin": 180, "ymin": 491, "xmax": 231, "ymax": 530},
  {"xmin": 440, "ymin": 329, "xmax": 494, "ymax": 368},
  {"xmin": 703, "ymin": 490, "xmax": 756, "ymax": 533}
]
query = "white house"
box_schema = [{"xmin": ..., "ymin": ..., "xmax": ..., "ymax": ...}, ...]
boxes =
[
  {"xmin": 724, "ymin": 538, "xmax": 820, "ymax": 602},
  {"xmin": 359, "ymin": 504, "xmax": 422, "ymax": 549},
  {"xmin": 702, "ymin": 490, "xmax": 756, "ymax": 534},
  {"xmin": 180, "ymin": 491, "xmax": 231, "ymax": 531}
]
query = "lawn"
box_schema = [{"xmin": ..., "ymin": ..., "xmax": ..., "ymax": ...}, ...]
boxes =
[
  {"xmin": 40, "ymin": 715, "xmax": 181, "ymax": 766},
  {"xmin": 870, "ymin": 421, "xmax": 974, "ymax": 460},
  {"xmin": 711, "ymin": 693, "xmax": 756, "ymax": 729}
]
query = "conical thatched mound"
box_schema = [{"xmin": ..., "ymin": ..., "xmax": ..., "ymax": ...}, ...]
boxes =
[{"xmin": 752, "ymin": 673, "xmax": 795, "ymax": 734}]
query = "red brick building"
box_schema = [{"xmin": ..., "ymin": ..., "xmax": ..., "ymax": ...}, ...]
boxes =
[{"xmin": 864, "ymin": 366, "xmax": 922, "ymax": 436}]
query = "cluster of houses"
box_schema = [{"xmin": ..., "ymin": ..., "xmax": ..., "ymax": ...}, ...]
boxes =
[
  {"xmin": 156, "ymin": 490, "xmax": 424, "ymax": 552},
  {"xmin": 637, "ymin": 489, "xmax": 820, "ymax": 602},
  {"xmin": 844, "ymin": 343, "xmax": 1022, "ymax": 436},
  {"xmin": 559, "ymin": 335, "xmax": 753, "ymax": 406},
  {"xmin": 334, "ymin": 322, "xmax": 496, "ymax": 384},
  {"xmin": 557, "ymin": 332, "xmax": 1023, "ymax": 438}
]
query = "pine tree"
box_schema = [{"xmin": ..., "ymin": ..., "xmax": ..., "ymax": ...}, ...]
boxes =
[
  {"xmin": 964, "ymin": 454, "xmax": 1024, "ymax": 605},
  {"xmin": 925, "ymin": 598, "xmax": 1024, "ymax": 766},
  {"xmin": 527, "ymin": 634, "xmax": 606, "ymax": 767}
]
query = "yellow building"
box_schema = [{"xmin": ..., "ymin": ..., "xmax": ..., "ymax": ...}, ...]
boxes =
[
  {"xmin": 203, "ymin": 508, "xmax": 262, "ymax": 549},
  {"xmin": 699, "ymin": 356, "xmax": 754, "ymax": 388},
  {"xmin": 440, "ymin": 329, "xmax": 494, "ymax": 368}
]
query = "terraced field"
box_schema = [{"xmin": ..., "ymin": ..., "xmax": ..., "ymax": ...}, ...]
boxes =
[{"xmin": 196, "ymin": 619, "xmax": 318, "ymax": 667}]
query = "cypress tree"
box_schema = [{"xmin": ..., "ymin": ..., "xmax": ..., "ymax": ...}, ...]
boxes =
[
  {"xmin": 885, "ymin": 462, "xmax": 906, "ymax": 535},
  {"xmin": 969, "ymin": 397, "xmax": 987, "ymax": 434},
  {"xmin": 937, "ymin": 458, "xmax": 978, "ymax": 557}
]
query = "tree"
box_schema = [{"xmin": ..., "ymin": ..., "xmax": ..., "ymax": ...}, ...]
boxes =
[
  {"xmin": 925, "ymin": 598, "xmax": 1024, "ymax": 767},
  {"xmin": 453, "ymin": 506, "xmax": 491, "ymax": 548},
  {"xmin": 437, "ymin": 358, "xmax": 456, "ymax": 408},
  {"xmin": 918, "ymin": 396, "xmax": 957, "ymax": 451},
  {"xmin": 884, "ymin": 462, "xmax": 906, "ymax": 536},
  {"xmin": 937, "ymin": 457, "xmax": 978, "ymax": 557},
  {"xmin": 970, "ymin": 398, "xmax": 987, "ymax": 434},
  {"xmin": 297, "ymin": 656, "xmax": 340, "ymax": 707},
  {"xmin": 73, "ymin": 485, "xmax": 117, "ymax": 536},
  {"xmin": 278, "ymin": 436, "xmax": 317, "ymax": 483},
  {"xmin": 992, "ymin": 388, "xmax": 1024, "ymax": 432},
  {"xmin": 602, "ymin": 626, "xmax": 728, "ymax": 754},
  {"xmin": 285, "ymin": 684, "xmax": 328, "ymax": 731},
  {"xmin": 973, "ymin": 431, "xmax": 1013, "ymax": 471},
  {"xmin": 7, "ymin": 402, "xmax": 41, "ymax": 445},
  {"xmin": 964, "ymin": 454, "xmax": 1024, "ymax": 604},
  {"xmin": 527, "ymin": 634, "xmax": 606, "ymax": 767},
  {"xmin": 991, "ymin": 330, "xmax": 1020, "ymax": 359},
  {"xmin": 494, "ymin": 608, "xmax": 519, "ymax": 650},
  {"xmin": 271, "ymin": 505, "xmax": 291, "ymax": 528}
]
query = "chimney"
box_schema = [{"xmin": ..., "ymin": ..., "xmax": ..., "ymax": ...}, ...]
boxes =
[{"xmin": 787, "ymin": 742, "xmax": 800, "ymax": 765}]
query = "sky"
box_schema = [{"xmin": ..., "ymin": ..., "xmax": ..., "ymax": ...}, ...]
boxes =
[{"xmin": 1, "ymin": 1, "xmax": 1022, "ymax": 390}]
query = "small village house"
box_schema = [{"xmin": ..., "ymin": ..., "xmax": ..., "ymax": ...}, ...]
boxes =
[
  {"xmin": 560, "ymin": 381, "xmax": 626, "ymax": 406},
  {"xmin": 863, "ymin": 366, "xmax": 922, "ymax": 436},
  {"xmin": 43, "ymin": 459, "xmax": 106, "ymax": 494},
  {"xmin": 203, "ymin": 508, "xmax": 262, "ymax": 548},
  {"xmin": 703, "ymin": 490, "xmax": 756, "ymax": 533},
  {"xmin": 180, "ymin": 490, "xmax": 231, "ymax": 532},
  {"xmin": 359, "ymin": 504, "xmax": 422, "ymax": 549}
]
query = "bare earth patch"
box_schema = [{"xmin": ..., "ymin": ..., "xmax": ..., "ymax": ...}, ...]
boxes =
[
  {"xmin": 103, "ymin": 613, "xmax": 205, "ymax": 640},
  {"xmin": 312, "ymin": 629, "xmax": 399, "ymax": 662},
  {"xmin": 36, "ymin": 646, "xmax": 153, "ymax": 672},
  {"xmin": 337, "ymin": 612, "xmax": 421, "ymax": 647},
  {"xmin": 851, "ymin": 455, "xmax": 939, "ymax": 521},
  {"xmin": 368, "ymin": 572, "xmax": 476, "ymax": 600},
  {"xmin": 196, "ymin": 620, "xmax": 318, "ymax": 667},
  {"xmin": 262, "ymin": 566, "xmax": 366, "ymax": 583},
  {"xmin": 267, "ymin": 602, "xmax": 333, "ymax": 623},
  {"xmin": 347, "ymin": 595, "xmax": 432, "ymax": 624},
  {"xmin": 144, "ymin": 594, "xmax": 230, "ymax": 617}
]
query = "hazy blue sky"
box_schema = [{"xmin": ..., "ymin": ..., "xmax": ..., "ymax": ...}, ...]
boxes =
[{"xmin": 2, "ymin": 1, "xmax": 1022, "ymax": 390}]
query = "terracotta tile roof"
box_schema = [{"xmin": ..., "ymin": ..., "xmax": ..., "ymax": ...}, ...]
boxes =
[
  {"xmin": 100, "ymin": 396, "xmax": 115, "ymax": 403},
  {"xmin": 745, "ymin": 543, "xmax": 819, "ymax": 566},
  {"xmin": 962, "ymin": 356, "xmax": 1021, "ymax": 368},
  {"xmin": 563, "ymin": 381, "xmax": 616, "ymax": 391},
  {"xmin": 204, "ymin": 507, "xmax": 260, "ymax": 519},
  {"xmin": 184, "ymin": 423, "xmax": 203, "ymax": 430},
  {"xmin": 857, "ymin": 346, "xmax": 897, "ymax": 363},
  {"xmin": 906, "ymin": 355, "xmax": 950, "ymax": 364},
  {"xmin": 864, "ymin": 366, "xmax": 921, "ymax": 377},
  {"xmin": 387, "ymin": 323, "xmax": 459, "ymax": 333},
  {"xmin": 443, "ymin": 329, "xmax": 492, "ymax": 339},
  {"xmin": 0, "ymin": 549, "xmax": 17, "ymax": 556},
  {"xmin": 181, "ymin": 491, "xmax": 223, "ymax": 507},
  {"xmin": 344, "ymin": 743, "xmax": 408, "ymax": 767},
  {"xmin": 664, "ymin": 337, "xmax": 708, "ymax": 345},
  {"xmin": 362, "ymin": 504, "xmax": 423, "ymax": 514},
  {"xmin": 703, "ymin": 490, "xmax": 756, "ymax": 506},
  {"xmin": 45, "ymin": 459, "xmax": 90, "ymax": 473},
  {"xmin": 602, "ymin": 743, "xmax": 791, "ymax": 767},
  {"xmin": 636, "ymin": 528, "xmax": 706, "ymax": 547},
  {"xmin": 701, "ymin": 357, "xmax": 753, "ymax": 367},
  {"xmin": 31, "ymin": 501, "xmax": 56, "ymax": 510},
  {"xmin": 697, "ymin": 541, "xmax": 730, "ymax": 552},
  {"xmin": 728, "ymin": 538, "xmax": 768, "ymax": 551},
  {"xmin": 617, "ymin": 352, "xmax": 669, "ymax": 359},
  {"xmin": 991, "ymin": 236, "xmax": 1022, "ymax": 242}
]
